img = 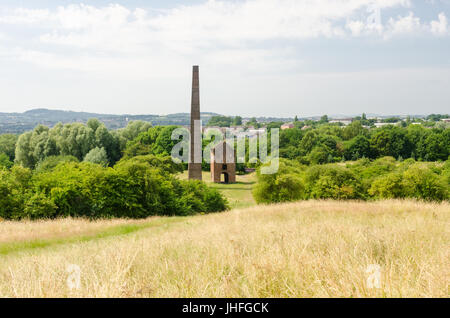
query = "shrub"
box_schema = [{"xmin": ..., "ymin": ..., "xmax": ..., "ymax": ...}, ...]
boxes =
[
  {"xmin": 369, "ymin": 173, "xmax": 406, "ymax": 199},
  {"xmin": 0, "ymin": 166, "xmax": 31, "ymax": 219},
  {"xmin": 15, "ymin": 160, "xmax": 229, "ymax": 219},
  {"xmin": 114, "ymin": 154, "xmax": 183, "ymax": 175},
  {"xmin": 0, "ymin": 169, "xmax": 24, "ymax": 219},
  {"xmin": 304, "ymin": 165, "xmax": 364, "ymax": 200},
  {"xmin": 402, "ymin": 165, "xmax": 448, "ymax": 201},
  {"xmin": 177, "ymin": 180, "xmax": 229, "ymax": 214},
  {"xmin": 369, "ymin": 164, "xmax": 448, "ymax": 201},
  {"xmin": 23, "ymin": 193, "xmax": 57, "ymax": 219},
  {"xmin": 253, "ymin": 159, "xmax": 305, "ymax": 204},
  {"xmin": 35, "ymin": 155, "xmax": 79, "ymax": 173}
]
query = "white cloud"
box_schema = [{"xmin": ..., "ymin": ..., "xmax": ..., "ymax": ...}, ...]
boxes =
[
  {"xmin": 0, "ymin": 0, "xmax": 447, "ymax": 78},
  {"xmin": 386, "ymin": 11, "xmax": 422, "ymax": 36},
  {"xmin": 0, "ymin": 1, "xmax": 417, "ymax": 47},
  {"xmin": 346, "ymin": 20, "xmax": 366, "ymax": 36},
  {"xmin": 0, "ymin": 8, "xmax": 50, "ymax": 24},
  {"xmin": 430, "ymin": 12, "xmax": 448, "ymax": 35}
]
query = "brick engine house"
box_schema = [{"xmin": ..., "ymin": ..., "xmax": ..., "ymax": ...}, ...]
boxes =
[{"xmin": 210, "ymin": 141, "xmax": 236, "ymax": 184}]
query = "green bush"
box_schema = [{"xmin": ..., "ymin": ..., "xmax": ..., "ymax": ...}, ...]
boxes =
[
  {"xmin": 23, "ymin": 193, "xmax": 57, "ymax": 219},
  {"xmin": 304, "ymin": 164, "xmax": 364, "ymax": 200},
  {"xmin": 0, "ymin": 159, "xmax": 228, "ymax": 220},
  {"xmin": 0, "ymin": 166, "xmax": 32, "ymax": 219},
  {"xmin": 369, "ymin": 172, "xmax": 406, "ymax": 199},
  {"xmin": 401, "ymin": 165, "xmax": 448, "ymax": 201},
  {"xmin": 177, "ymin": 180, "xmax": 229, "ymax": 214},
  {"xmin": 0, "ymin": 169, "xmax": 23, "ymax": 219},
  {"xmin": 253, "ymin": 159, "xmax": 305, "ymax": 204},
  {"xmin": 35, "ymin": 155, "xmax": 79, "ymax": 173},
  {"xmin": 114, "ymin": 154, "xmax": 183, "ymax": 175},
  {"xmin": 369, "ymin": 164, "xmax": 448, "ymax": 201},
  {"xmin": 253, "ymin": 158, "xmax": 449, "ymax": 204}
]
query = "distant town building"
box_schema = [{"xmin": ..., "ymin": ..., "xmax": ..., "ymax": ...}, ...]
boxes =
[
  {"xmin": 441, "ymin": 118, "xmax": 450, "ymax": 123},
  {"xmin": 247, "ymin": 128, "xmax": 266, "ymax": 138},
  {"xmin": 281, "ymin": 123, "xmax": 294, "ymax": 130},
  {"xmin": 204, "ymin": 126, "xmax": 227, "ymax": 133},
  {"xmin": 374, "ymin": 123, "xmax": 392, "ymax": 128},
  {"xmin": 329, "ymin": 118, "xmax": 352, "ymax": 126}
]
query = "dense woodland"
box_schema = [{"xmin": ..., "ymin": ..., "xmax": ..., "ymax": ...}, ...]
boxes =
[{"xmin": 0, "ymin": 115, "xmax": 448, "ymax": 219}]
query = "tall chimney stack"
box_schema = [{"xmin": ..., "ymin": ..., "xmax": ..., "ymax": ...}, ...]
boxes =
[{"xmin": 188, "ymin": 65, "xmax": 203, "ymax": 180}]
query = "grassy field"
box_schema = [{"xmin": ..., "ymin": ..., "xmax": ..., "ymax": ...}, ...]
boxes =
[
  {"xmin": 0, "ymin": 199, "xmax": 448, "ymax": 297},
  {"xmin": 179, "ymin": 171, "xmax": 256, "ymax": 209}
]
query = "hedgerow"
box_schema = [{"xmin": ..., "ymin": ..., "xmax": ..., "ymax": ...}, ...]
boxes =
[
  {"xmin": 0, "ymin": 155, "xmax": 228, "ymax": 220},
  {"xmin": 253, "ymin": 157, "xmax": 449, "ymax": 203}
]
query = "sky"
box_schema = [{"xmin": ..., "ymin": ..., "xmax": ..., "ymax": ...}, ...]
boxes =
[{"xmin": 0, "ymin": 0, "xmax": 449, "ymax": 117}]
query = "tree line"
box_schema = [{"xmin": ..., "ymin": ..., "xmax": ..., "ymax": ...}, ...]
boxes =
[
  {"xmin": 254, "ymin": 157, "xmax": 449, "ymax": 203},
  {"xmin": 0, "ymin": 120, "xmax": 230, "ymax": 220},
  {"xmin": 1, "ymin": 117, "xmax": 448, "ymax": 171},
  {"xmin": 0, "ymin": 155, "xmax": 228, "ymax": 220},
  {"xmin": 0, "ymin": 117, "xmax": 448, "ymax": 219},
  {"xmin": 278, "ymin": 121, "xmax": 449, "ymax": 164}
]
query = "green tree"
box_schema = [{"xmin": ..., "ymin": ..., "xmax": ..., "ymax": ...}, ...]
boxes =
[
  {"xmin": 342, "ymin": 121, "xmax": 365, "ymax": 140},
  {"xmin": 15, "ymin": 132, "xmax": 34, "ymax": 168},
  {"xmin": 117, "ymin": 121, "xmax": 152, "ymax": 150},
  {"xmin": 422, "ymin": 131, "xmax": 449, "ymax": 161},
  {"xmin": 84, "ymin": 147, "xmax": 109, "ymax": 166},
  {"xmin": 370, "ymin": 126, "xmax": 412, "ymax": 159},
  {"xmin": 319, "ymin": 115, "xmax": 329, "ymax": 123},
  {"xmin": 344, "ymin": 135, "xmax": 371, "ymax": 160},
  {"xmin": 233, "ymin": 116, "xmax": 243, "ymax": 126},
  {"xmin": 207, "ymin": 116, "xmax": 233, "ymax": 127},
  {"xmin": 0, "ymin": 153, "xmax": 13, "ymax": 169},
  {"xmin": 0, "ymin": 134, "xmax": 18, "ymax": 161}
]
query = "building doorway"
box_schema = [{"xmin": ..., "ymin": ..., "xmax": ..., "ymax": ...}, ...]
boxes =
[{"xmin": 221, "ymin": 172, "xmax": 229, "ymax": 184}]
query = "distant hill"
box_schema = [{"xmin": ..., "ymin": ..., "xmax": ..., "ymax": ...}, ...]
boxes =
[{"xmin": 0, "ymin": 109, "xmax": 221, "ymax": 134}]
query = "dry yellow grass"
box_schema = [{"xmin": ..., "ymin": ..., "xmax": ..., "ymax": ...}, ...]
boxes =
[
  {"xmin": 0, "ymin": 200, "xmax": 448, "ymax": 298},
  {"xmin": 0, "ymin": 217, "xmax": 150, "ymax": 244}
]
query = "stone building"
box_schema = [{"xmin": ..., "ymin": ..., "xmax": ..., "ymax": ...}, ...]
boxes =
[{"xmin": 210, "ymin": 141, "xmax": 236, "ymax": 184}]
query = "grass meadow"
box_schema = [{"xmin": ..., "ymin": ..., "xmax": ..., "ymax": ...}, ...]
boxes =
[
  {"xmin": 179, "ymin": 171, "xmax": 257, "ymax": 209},
  {"xmin": 0, "ymin": 193, "xmax": 448, "ymax": 297}
]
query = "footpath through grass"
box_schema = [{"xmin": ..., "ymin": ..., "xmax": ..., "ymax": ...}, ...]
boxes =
[
  {"xmin": 179, "ymin": 171, "xmax": 256, "ymax": 209},
  {"xmin": 0, "ymin": 217, "xmax": 186, "ymax": 256},
  {"xmin": 0, "ymin": 172, "xmax": 256, "ymax": 255}
]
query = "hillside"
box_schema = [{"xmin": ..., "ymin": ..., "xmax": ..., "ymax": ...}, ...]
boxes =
[
  {"xmin": 0, "ymin": 109, "xmax": 220, "ymax": 134},
  {"xmin": 0, "ymin": 200, "xmax": 448, "ymax": 297},
  {"xmin": 0, "ymin": 108, "xmax": 297, "ymax": 134}
]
